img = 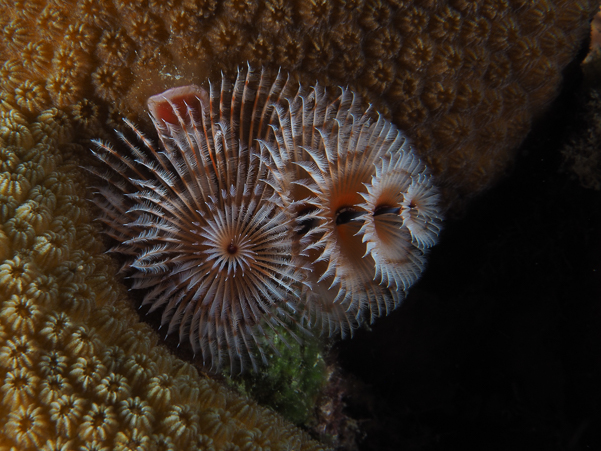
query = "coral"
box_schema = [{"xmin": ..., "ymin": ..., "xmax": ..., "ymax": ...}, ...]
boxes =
[
  {"xmin": 561, "ymin": 89, "xmax": 601, "ymax": 190},
  {"xmin": 0, "ymin": 108, "xmax": 326, "ymax": 449},
  {"xmin": 6, "ymin": 405, "xmax": 48, "ymax": 449},
  {"xmin": 562, "ymin": 20, "xmax": 601, "ymax": 191},
  {"xmin": 0, "ymin": 0, "xmax": 596, "ymax": 447},
  {"xmin": 0, "ymin": 0, "xmax": 595, "ymax": 210}
]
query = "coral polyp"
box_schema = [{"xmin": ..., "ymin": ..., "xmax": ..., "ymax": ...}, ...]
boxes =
[{"xmin": 91, "ymin": 67, "xmax": 442, "ymax": 371}]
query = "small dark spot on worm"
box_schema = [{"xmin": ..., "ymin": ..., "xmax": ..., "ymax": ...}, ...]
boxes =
[{"xmin": 336, "ymin": 206, "xmax": 364, "ymax": 225}]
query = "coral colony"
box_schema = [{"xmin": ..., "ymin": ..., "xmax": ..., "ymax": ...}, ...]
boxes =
[
  {"xmin": 91, "ymin": 67, "xmax": 443, "ymax": 372},
  {"xmin": 0, "ymin": 1, "xmax": 596, "ymax": 448}
]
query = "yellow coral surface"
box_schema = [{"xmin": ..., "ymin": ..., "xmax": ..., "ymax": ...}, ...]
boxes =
[
  {"xmin": 0, "ymin": 108, "xmax": 326, "ymax": 450},
  {"xmin": 0, "ymin": 0, "xmax": 596, "ymax": 207},
  {"xmin": 0, "ymin": 0, "xmax": 598, "ymax": 449}
]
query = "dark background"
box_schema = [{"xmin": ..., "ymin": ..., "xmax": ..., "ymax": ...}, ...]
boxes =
[{"xmin": 337, "ymin": 46, "xmax": 601, "ymax": 451}]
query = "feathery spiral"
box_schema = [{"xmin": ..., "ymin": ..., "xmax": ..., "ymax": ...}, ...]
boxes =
[
  {"xmin": 262, "ymin": 81, "xmax": 442, "ymax": 335},
  {"xmin": 90, "ymin": 66, "xmax": 443, "ymax": 371},
  {"xmin": 90, "ymin": 69, "xmax": 304, "ymax": 372}
]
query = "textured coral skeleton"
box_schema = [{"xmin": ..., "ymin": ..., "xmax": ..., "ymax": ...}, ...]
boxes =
[
  {"xmin": 90, "ymin": 67, "xmax": 442, "ymax": 371},
  {"xmin": 0, "ymin": 0, "xmax": 597, "ymax": 448}
]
